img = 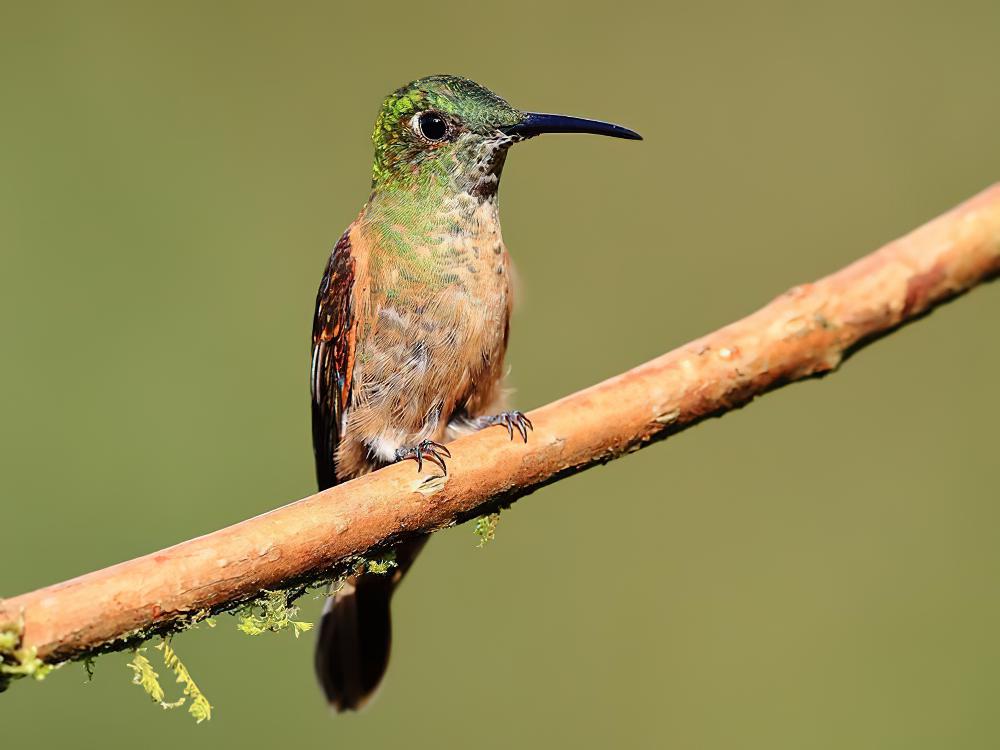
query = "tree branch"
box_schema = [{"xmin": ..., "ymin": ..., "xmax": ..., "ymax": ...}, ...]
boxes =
[{"xmin": 3, "ymin": 184, "xmax": 999, "ymax": 667}]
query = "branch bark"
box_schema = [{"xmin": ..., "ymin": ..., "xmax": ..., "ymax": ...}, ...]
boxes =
[{"xmin": 3, "ymin": 184, "xmax": 999, "ymax": 666}]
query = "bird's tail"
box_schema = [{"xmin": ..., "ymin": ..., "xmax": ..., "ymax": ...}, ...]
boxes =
[{"xmin": 314, "ymin": 536, "xmax": 427, "ymax": 711}]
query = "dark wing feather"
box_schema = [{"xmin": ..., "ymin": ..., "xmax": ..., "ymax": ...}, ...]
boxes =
[{"xmin": 311, "ymin": 228, "xmax": 358, "ymax": 491}]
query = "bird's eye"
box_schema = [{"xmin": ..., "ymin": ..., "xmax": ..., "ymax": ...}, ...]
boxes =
[{"xmin": 413, "ymin": 111, "xmax": 448, "ymax": 142}]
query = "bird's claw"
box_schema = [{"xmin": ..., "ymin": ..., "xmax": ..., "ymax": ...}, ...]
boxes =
[
  {"xmin": 395, "ymin": 440, "xmax": 452, "ymax": 475},
  {"xmin": 479, "ymin": 411, "xmax": 533, "ymax": 442}
]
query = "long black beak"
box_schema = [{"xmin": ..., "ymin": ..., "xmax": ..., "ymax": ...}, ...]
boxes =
[{"xmin": 502, "ymin": 112, "xmax": 642, "ymax": 141}]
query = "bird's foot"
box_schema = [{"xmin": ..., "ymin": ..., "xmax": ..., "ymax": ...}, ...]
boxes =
[
  {"xmin": 477, "ymin": 411, "xmax": 533, "ymax": 442},
  {"xmin": 394, "ymin": 440, "xmax": 452, "ymax": 474}
]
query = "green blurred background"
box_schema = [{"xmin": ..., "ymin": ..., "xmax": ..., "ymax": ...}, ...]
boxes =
[{"xmin": 2, "ymin": 1, "xmax": 999, "ymax": 747}]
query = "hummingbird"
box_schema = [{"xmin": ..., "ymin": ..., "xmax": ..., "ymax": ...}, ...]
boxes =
[{"xmin": 311, "ymin": 74, "xmax": 640, "ymax": 711}]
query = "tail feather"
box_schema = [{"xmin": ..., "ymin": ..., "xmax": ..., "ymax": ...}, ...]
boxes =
[
  {"xmin": 314, "ymin": 536, "xmax": 427, "ymax": 711},
  {"xmin": 314, "ymin": 574, "xmax": 392, "ymax": 711}
]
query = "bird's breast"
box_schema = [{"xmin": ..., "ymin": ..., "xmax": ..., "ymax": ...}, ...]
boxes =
[{"xmin": 352, "ymin": 195, "xmax": 512, "ymax": 437}]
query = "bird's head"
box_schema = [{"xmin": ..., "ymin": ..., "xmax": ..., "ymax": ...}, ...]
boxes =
[{"xmin": 369, "ymin": 74, "xmax": 640, "ymax": 199}]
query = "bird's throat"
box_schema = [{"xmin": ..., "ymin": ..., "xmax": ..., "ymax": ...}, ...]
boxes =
[{"xmin": 360, "ymin": 173, "xmax": 506, "ymax": 290}]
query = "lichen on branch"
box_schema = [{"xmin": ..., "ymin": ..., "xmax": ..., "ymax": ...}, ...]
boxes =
[
  {"xmin": 0, "ymin": 613, "xmax": 55, "ymax": 692},
  {"xmin": 127, "ymin": 640, "xmax": 212, "ymax": 723},
  {"xmin": 235, "ymin": 589, "xmax": 314, "ymax": 638}
]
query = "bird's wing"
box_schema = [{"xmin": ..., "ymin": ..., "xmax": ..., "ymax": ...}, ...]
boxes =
[{"xmin": 311, "ymin": 227, "xmax": 360, "ymax": 490}]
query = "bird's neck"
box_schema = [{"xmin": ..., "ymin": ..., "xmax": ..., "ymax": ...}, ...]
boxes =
[
  {"xmin": 359, "ymin": 180, "xmax": 505, "ymax": 288},
  {"xmin": 362, "ymin": 135, "xmax": 510, "ymax": 245}
]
